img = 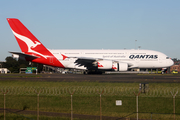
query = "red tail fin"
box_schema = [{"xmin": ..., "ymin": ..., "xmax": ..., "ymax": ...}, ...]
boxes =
[
  {"xmin": 7, "ymin": 18, "xmax": 50, "ymax": 59},
  {"xmin": 7, "ymin": 18, "xmax": 64, "ymax": 68}
]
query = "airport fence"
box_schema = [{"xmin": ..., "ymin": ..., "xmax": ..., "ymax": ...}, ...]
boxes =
[
  {"xmin": 0, "ymin": 86, "xmax": 180, "ymax": 120},
  {"xmin": 0, "ymin": 86, "xmax": 180, "ymax": 97}
]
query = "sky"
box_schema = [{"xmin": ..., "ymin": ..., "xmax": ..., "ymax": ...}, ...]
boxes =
[{"xmin": 0, "ymin": 0, "xmax": 180, "ymax": 61}]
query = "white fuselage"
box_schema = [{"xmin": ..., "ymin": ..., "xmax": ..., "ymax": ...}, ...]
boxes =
[{"xmin": 50, "ymin": 49, "xmax": 174, "ymax": 70}]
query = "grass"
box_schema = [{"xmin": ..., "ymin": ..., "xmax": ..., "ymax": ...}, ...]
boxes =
[
  {"xmin": 1, "ymin": 95, "xmax": 180, "ymax": 119},
  {"xmin": 0, "ymin": 81, "xmax": 180, "ymax": 97},
  {"xmin": 0, "ymin": 75, "xmax": 180, "ymax": 119},
  {"xmin": 0, "ymin": 79, "xmax": 180, "ymax": 87}
]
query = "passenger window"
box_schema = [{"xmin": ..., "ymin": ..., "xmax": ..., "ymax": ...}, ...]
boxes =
[{"xmin": 166, "ymin": 57, "xmax": 169, "ymax": 59}]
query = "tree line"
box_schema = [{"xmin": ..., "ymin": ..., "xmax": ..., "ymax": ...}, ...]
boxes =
[{"xmin": 1, "ymin": 56, "xmax": 43, "ymax": 73}]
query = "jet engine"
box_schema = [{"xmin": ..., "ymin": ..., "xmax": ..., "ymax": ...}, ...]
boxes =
[
  {"xmin": 113, "ymin": 62, "xmax": 128, "ymax": 71},
  {"xmin": 97, "ymin": 60, "xmax": 113, "ymax": 69},
  {"xmin": 97, "ymin": 60, "xmax": 128, "ymax": 71}
]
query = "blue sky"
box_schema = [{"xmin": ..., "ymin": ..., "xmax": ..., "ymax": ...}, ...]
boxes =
[{"xmin": 0, "ymin": 0, "xmax": 180, "ymax": 61}]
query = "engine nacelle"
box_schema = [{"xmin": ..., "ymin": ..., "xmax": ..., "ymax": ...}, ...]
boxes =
[
  {"xmin": 119, "ymin": 62, "xmax": 128, "ymax": 71},
  {"xmin": 113, "ymin": 62, "xmax": 128, "ymax": 71},
  {"xmin": 98, "ymin": 61, "xmax": 113, "ymax": 69},
  {"xmin": 97, "ymin": 61, "xmax": 128, "ymax": 71}
]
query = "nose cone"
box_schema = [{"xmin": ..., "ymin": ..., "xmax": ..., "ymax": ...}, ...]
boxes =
[{"xmin": 169, "ymin": 59, "xmax": 174, "ymax": 67}]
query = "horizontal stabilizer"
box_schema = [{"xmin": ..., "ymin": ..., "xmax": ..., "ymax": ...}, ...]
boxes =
[{"xmin": 9, "ymin": 51, "xmax": 39, "ymax": 60}]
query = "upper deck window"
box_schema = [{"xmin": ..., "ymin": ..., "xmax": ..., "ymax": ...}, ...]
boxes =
[{"xmin": 166, "ymin": 57, "xmax": 169, "ymax": 59}]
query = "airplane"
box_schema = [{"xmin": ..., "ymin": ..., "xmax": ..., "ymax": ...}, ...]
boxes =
[{"xmin": 7, "ymin": 18, "xmax": 174, "ymax": 74}]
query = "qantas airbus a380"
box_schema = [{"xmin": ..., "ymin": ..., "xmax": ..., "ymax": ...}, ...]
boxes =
[{"xmin": 7, "ymin": 18, "xmax": 174, "ymax": 74}]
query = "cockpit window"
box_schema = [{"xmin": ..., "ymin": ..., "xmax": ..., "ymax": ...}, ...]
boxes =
[{"xmin": 166, "ymin": 57, "xmax": 169, "ymax": 59}]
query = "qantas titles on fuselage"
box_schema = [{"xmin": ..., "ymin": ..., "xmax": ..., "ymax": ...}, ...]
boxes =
[
  {"xmin": 7, "ymin": 18, "xmax": 174, "ymax": 72},
  {"xmin": 129, "ymin": 55, "xmax": 158, "ymax": 59}
]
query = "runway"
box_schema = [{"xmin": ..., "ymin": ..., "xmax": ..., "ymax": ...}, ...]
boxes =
[{"xmin": 0, "ymin": 74, "xmax": 180, "ymax": 83}]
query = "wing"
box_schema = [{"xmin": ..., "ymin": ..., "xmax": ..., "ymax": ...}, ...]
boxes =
[
  {"xmin": 74, "ymin": 57, "xmax": 99, "ymax": 70},
  {"xmin": 71, "ymin": 56, "xmax": 134, "ymax": 71},
  {"xmin": 71, "ymin": 57, "xmax": 119, "ymax": 70}
]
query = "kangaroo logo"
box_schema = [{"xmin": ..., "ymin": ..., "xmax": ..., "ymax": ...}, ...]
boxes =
[
  {"xmin": 12, "ymin": 30, "xmax": 47, "ymax": 59},
  {"xmin": 98, "ymin": 62, "xmax": 103, "ymax": 67}
]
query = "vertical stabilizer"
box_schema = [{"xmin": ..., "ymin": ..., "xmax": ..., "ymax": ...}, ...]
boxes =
[{"xmin": 7, "ymin": 18, "xmax": 64, "ymax": 68}]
